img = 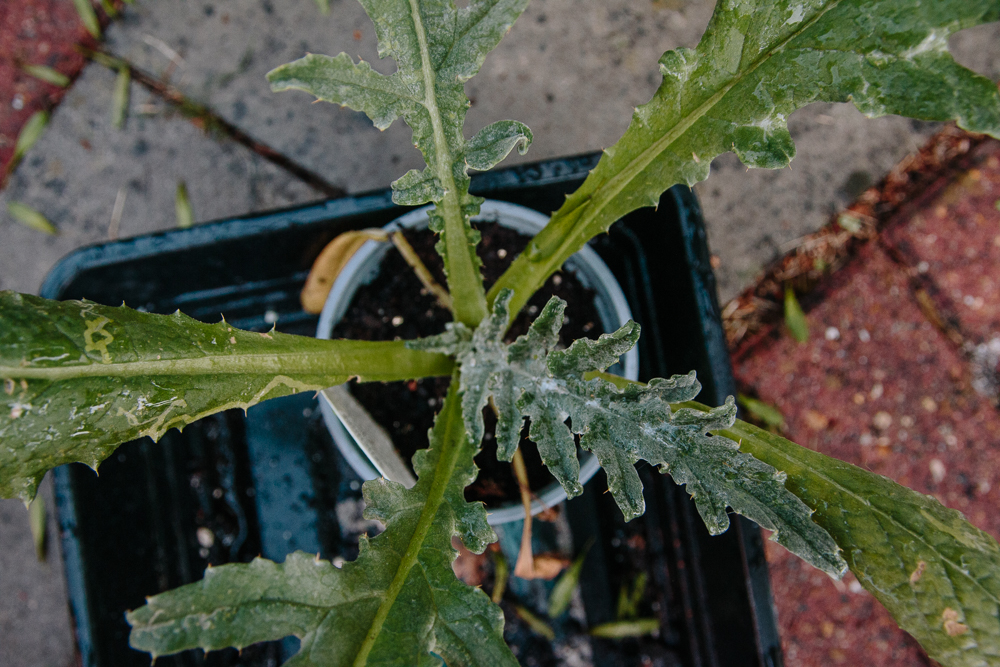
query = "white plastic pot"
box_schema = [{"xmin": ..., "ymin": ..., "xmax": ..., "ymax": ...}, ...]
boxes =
[{"xmin": 316, "ymin": 200, "xmax": 638, "ymax": 525}]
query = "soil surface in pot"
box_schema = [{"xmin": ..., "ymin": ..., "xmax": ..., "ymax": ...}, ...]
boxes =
[{"xmin": 331, "ymin": 221, "xmax": 606, "ymax": 506}]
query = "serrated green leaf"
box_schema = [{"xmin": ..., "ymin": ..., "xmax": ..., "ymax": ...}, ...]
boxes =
[
  {"xmin": 391, "ymin": 167, "xmax": 446, "ymax": 206},
  {"xmin": 0, "ymin": 291, "xmax": 453, "ymax": 502},
  {"xmin": 71, "ymin": 0, "xmax": 101, "ymax": 39},
  {"xmin": 7, "ymin": 202, "xmax": 58, "ymax": 235},
  {"xmin": 267, "ymin": 0, "xmax": 532, "ymax": 326},
  {"xmin": 22, "ymin": 64, "xmax": 70, "ymax": 88},
  {"xmin": 465, "ymin": 120, "xmax": 532, "ymax": 171},
  {"xmin": 129, "ymin": 376, "xmax": 517, "ymax": 667},
  {"xmin": 708, "ymin": 413, "xmax": 1000, "ymax": 667},
  {"xmin": 784, "ymin": 284, "xmax": 809, "ymax": 343},
  {"xmin": 175, "ymin": 181, "xmax": 193, "ymax": 228},
  {"xmin": 13, "ymin": 111, "xmax": 49, "ymax": 163},
  {"xmin": 416, "ymin": 291, "xmax": 846, "ymax": 577},
  {"xmin": 489, "ymin": 0, "xmax": 1000, "ymax": 318}
]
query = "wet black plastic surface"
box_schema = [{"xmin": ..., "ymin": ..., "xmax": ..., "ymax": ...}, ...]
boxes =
[{"xmin": 44, "ymin": 153, "xmax": 781, "ymax": 667}]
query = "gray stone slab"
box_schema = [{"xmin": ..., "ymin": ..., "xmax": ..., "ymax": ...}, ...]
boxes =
[
  {"xmin": 0, "ymin": 62, "xmax": 320, "ymax": 296},
  {"xmin": 100, "ymin": 0, "xmax": 717, "ymax": 190},
  {"xmin": 0, "ymin": 476, "xmax": 75, "ymax": 667}
]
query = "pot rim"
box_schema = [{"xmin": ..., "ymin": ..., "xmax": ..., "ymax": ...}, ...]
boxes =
[{"xmin": 316, "ymin": 199, "xmax": 638, "ymax": 525}]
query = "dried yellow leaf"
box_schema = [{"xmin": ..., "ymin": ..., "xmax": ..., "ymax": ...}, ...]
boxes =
[{"xmin": 300, "ymin": 229, "xmax": 388, "ymax": 314}]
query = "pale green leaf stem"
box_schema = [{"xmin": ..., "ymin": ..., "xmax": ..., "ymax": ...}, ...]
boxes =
[
  {"xmin": 489, "ymin": 0, "xmax": 1000, "ymax": 318},
  {"xmin": 0, "ymin": 292, "xmax": 453, "ymax": 502},
  {"xmin": 129, "ymin": 375, "xmax": 517, "ymax": 667},
  {"xmin": 411, "ymin": 291, "xmax": 846, "ymax": 576},
  {"xmin": 267, "ymin": 0, "xmax": 533, "ymax": 326}
]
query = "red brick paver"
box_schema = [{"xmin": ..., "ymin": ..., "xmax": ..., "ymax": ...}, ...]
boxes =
[
  {"xmin": 733, "ymin": 139, "xmax": 1000, "ymax": 666},
  {"xmin": 0, "ymin": 0, "xmax": 99, "ymax": 180}
]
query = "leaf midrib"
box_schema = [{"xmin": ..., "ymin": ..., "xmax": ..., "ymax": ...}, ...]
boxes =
[
  {"xmin": 553, "ymin": 0, "xmax": 845, "ymax": 261},
  {"xmin": 490, "ymin": 0, "xmax": 845, "ymax": 315},
  {"xmin": 351, "ymin": 375, "xmax": 468, "ymax": 666},
  {"xmin": 406, "ymin": 0, "xmax": 487, "ymax": 326}
]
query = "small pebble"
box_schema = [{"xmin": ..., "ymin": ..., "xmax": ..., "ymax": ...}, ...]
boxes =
[
  {"xmin": 196, "ymin": 526, "xmax": 215, "ymax": 548},
  {"xmin": 870, "ymin": 383, "xmax": 884, "ymax": 400},
  {"xmin": 900, "ymin": 415, "xmax": 914, "ymax": 428},
  {"xmin": 858, "ymin": 329, "xmax": 871, "ymax": 342},
  {"xmin": 859, "ymin": 433, "xmax": 874, "ymax": 446},
  {"xmin": 496, "ymin": 248, "xmax": 507, "ymax": 259},
  {"xmin": 552, "ymin": 274, "xmax": 562, "ymax": 286},
  {"xmin": 391, "ymin": 315, "xmax": 404, "ymax": 326},
  {"xmin": 825, "ymin": 327, "xmax": 840, "ymax": 341},
  {"xmin": 929, "ymin": 459, "xmax": 946, "ymax": 484},
  {"xmin": 921, "ymin": 397, "xmax": 937, "ymax": 412},
  {"xmin": 872, "ymin": 411, "xmax": 892, "ymax": 430}
]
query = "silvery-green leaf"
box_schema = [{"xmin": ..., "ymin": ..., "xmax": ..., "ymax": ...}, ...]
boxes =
[
  {"xmin": 490, "ymin": 0, "xmax": 1000, "ymax": 318},
  {"xmin": 455, "ymin": 291, "xmax": 845, "ymax": 576},
  {"xmin": 391, "ymin": 167, "xmax": 446, "ymax": 206},
  {"xmin": 717, "ymin": 413, "xmax": 1000, "ymax": 667},
  {"xmin": 466, "ymin": 120, "xmax": 533, "ymax": 171},
  {"xmin": 460, "ymin": 291, "xmax": 513, "ymax": 446},
  {"xmin": 268, "ymin": 0, "xmax": 532, "ymax": 326},
  {"xmin": 406, "ymin": 322, "xmax": 472, "ymax": 355},
  {"xmin": 129, "ymin": 377, "xmax": 515, "ymax": 667},
  {"xmin": 0, "ymin": 291, "xmax": 453, "ymax": 502}
]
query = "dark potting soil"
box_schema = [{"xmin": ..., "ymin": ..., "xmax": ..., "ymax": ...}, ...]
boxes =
[{"xmin": 331, "ymin": 222, "xmax": 606, "ymax": 506}]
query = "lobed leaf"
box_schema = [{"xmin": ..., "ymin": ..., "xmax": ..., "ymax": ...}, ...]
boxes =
[
  {"xmin": 709, "ymin": 414, "xmax": 1000, "ymax": 667},
  {"xmin": 466, "ymin": 120, "xmax": 533, "ymax": 171},
  {"xmin": 129, "ymin": 376, "xmax": 517, "ymax": 667},
  {"xmin": 413, "ymin": 291, "xmax": 846, "ymax": 576},
  {"xmin": 267, "ymin": 0, "xmax": 533, "ymax": 326},
  {"xmin": 0, "ymin": 292, "xmax": 453, "ymax": 502},
  {"xmin": 489, "ymin": 0, "xmax": 1000, "ymax": 318}
]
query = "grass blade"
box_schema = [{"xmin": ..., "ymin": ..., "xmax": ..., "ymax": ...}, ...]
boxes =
[
  {"xmin": 29, "ymin": 495, "xmax": 47, "ymax": 561},
  {"xmin": 589, "ymin": 618, "xmax": 659, "ymax": 639},
  {"xmin": 72, "ymin": 0, "xmax": 101, "ymax": 39},
  {"xmin": 547, "ymin": 540, "xmax": 591, "ymax": 618},
  {"xmin": 784, "ymin": 285, "xmax": 809, "ymax": 343},
  {"xmin": 112, "ymin": 66, "xmax": 130, "ymax": 129},
  {"xmin": 513, "ymin": 605, "xmax": 555, "ymax": 640},
  {"xmin": 737, "ymin": 394, "xmax": 785, "ymax": 430},
  {"xmin": 22, "ymin": 64, "xmax": 70, "ymax": 88},
  {"xmin": 175, "ymin": 182, "xmax": 193, "ymax": 228},
  {"xmin": 13, "ymin": 111, "xmax": 49, "ymax": 164},
  {"xmin": 7, "ymin": 202, "xmax": 58, "ymax": 235}
]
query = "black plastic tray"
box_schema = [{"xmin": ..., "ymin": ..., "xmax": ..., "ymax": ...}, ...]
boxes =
[{"xmin": 43, "ymin": 153, "xmax": 782, "ymax": 667}]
